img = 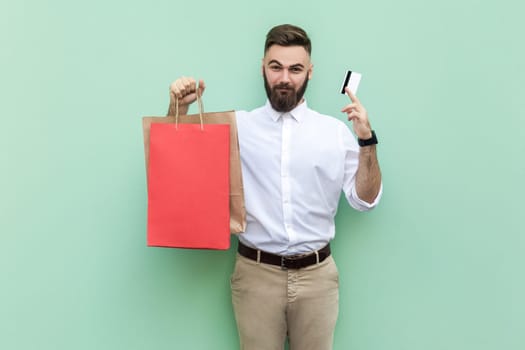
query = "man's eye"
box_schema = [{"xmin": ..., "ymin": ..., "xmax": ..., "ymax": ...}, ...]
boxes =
[
  {"xmin": 291, "ymin": 67, "xmax": 302, "ymax": 73},
  {"xmin": 270, "ymin": 66, "xmax": 281, "ymax": 71}
]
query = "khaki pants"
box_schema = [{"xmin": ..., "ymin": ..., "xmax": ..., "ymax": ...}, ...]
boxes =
[{"xmin": 231, "ymin": 253, "xmax": 339, "ymax": 350}]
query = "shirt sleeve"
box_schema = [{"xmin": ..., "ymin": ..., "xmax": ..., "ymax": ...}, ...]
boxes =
[{"xmin": 340, "ymin": 124, "xmax": 383, "ymax": 212}]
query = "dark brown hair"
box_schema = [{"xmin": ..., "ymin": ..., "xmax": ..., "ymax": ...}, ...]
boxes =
[{"xmin": 264, "ymin": 24, "xmax": 311, "ymax": 55}]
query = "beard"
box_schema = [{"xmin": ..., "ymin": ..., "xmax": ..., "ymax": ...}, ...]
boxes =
[{"xmin": 264, "ymin": 73, "xmax": 309, "ymax": 113}]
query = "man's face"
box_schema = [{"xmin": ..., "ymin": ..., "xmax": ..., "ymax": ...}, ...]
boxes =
[{"xmin": 262, "ymin": 45, "xmax": 313, "ymax": 112}]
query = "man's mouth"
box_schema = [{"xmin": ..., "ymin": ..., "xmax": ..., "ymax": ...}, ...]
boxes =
[{"xmin": 276, "ymin": 86, "xmax": 293, "ymax": 93}]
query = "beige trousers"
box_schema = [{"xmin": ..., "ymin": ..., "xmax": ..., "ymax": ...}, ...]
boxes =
[{"xmin": 230, "ymin": 253, "xmax": 339, "ymax": 350}]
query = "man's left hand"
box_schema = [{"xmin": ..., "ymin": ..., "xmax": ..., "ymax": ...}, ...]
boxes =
[{"xmin": 341, "ymin": 87, "xmax": 372, "ymax": 140}]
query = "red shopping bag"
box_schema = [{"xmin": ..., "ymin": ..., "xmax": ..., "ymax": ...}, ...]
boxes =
[{"xmin": 146, "ymin": 121, "xmax": 230, "ymax": 249}]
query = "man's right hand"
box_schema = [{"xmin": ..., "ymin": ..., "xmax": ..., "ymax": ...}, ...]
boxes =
[{"xmin": 167, "ymin": 77, "xmax": 206, "ymax": 116}]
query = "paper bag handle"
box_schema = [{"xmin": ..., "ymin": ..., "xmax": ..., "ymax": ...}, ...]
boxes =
[{"xmin": 175, "ymin": 92, "xmax": 204, "ymax": 131}]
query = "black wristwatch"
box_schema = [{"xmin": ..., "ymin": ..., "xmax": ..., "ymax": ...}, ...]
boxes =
[{"xmin": 358, "ymin": 130, "xmax": 378, "ymax": 147}]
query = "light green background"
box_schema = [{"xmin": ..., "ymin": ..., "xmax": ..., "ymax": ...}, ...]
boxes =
[{"xmin": 1, "ymin": 0, "xmax": 524, "ymax": 349}]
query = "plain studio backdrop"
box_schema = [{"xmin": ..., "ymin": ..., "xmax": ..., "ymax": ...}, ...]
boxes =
[{"xmin": 1, "ymin": 0, "xmax": 524, "ymax": 349}]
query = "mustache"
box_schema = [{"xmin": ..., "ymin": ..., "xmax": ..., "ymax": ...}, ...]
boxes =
[{"xmin": 273, "ymin": 83, "xmax": 293, "ymax": 90}]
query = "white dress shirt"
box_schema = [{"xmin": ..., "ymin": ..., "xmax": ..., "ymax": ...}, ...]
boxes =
[{"xmin": 235, "ymin": 100, "xmax": 382, "ymax": 255}]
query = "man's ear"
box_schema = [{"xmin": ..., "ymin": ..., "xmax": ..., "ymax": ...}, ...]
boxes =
[
  {"xmin": 261, "ymin": 58, "xmax": 265, "ymax": 76},
  {"xmin": 308, "ymin": 63, "xmax": 314, "ymax": 80}
]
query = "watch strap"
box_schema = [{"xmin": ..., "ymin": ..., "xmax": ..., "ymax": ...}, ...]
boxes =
[{"xmin": 358, "ymin": 130, "xmax": 378, "ymax": 147}]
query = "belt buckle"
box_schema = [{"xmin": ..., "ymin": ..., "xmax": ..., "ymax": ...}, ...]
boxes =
[
  {"xmin": 281, "ymin": 256, "xmax": 288, "ymax": 270},
  {"xmin": 281, "ymin": 256, "xmax": 300, "ymax": 270}
]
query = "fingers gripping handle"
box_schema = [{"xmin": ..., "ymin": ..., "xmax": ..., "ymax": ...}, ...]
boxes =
[{"xmin": 175, "ymin": 85, "xmax": 204, "ymax": 131}]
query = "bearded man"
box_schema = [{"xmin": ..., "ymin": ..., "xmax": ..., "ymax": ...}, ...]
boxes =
[{"xmin": 168, "ymin": 24, "xmax": 382, "ymax": 350}]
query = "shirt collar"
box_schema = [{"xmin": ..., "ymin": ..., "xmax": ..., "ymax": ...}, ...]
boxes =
[{"xmin": 264, "ymin": 99, "xmax": 308, "ymax": 123}]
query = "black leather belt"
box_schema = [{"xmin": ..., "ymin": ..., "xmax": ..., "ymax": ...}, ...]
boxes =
[{"xmin": 238, "ymin": 241, "xmax": 331, "ymax": 270}]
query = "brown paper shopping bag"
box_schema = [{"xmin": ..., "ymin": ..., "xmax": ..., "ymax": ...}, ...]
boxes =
[{"xmin": 143, "ymin": 97, "xmax": 246, "ymax": 237}]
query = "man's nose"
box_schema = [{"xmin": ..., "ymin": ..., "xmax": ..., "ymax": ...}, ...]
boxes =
[{"xmin": 280, "ymin": 69, "xmax": 291, "ymax": 83}]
